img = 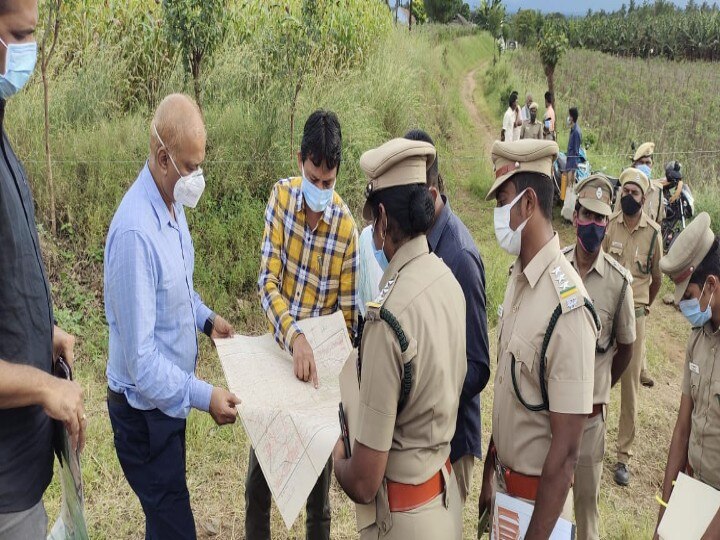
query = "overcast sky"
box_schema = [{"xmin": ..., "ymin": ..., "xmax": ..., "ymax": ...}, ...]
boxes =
[{"xmin": 466, "ymin": 0, "xmax": 690, "ymax": 16}]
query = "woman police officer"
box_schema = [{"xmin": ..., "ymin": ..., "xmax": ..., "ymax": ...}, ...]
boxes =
[{"xmin": 333, "ymin": 138, "xmax": 467, "ymax": 539}]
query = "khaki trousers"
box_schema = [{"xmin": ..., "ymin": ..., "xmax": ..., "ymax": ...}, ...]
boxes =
[
  {"xmin": 359, "ymin": 469, "xmax": 462, "ymax": 540},
  {"xmin": 617, "ymin": 313, "xmax": 646, "ymax": 464},
  {"xmin": 452, "ymin": 454, "xmax": 475, "ymax": 505},
  {"xmin": 574, "ymin": 413, "xmax": 606, "ymax": 540}
]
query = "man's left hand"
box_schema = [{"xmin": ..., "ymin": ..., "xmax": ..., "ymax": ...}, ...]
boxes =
[
  {"xmin": 211, "ymin": 315, "xmax": 235, "ymax": 339},
  {"xmin": 53, "ymin": 326, "xmax": 76, "ymax": 368}
]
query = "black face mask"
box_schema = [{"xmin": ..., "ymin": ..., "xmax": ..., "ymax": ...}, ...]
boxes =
[
  {"xmin": 621, "ymin": 194, "xmax": 642, "ymax": 216},
  {"xmin": 577, "ymin": 221, "xmax": 607, "ymax": 253}
]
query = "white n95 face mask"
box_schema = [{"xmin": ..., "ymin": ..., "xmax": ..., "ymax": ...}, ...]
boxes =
[
  {"xmin": 173, "ymin": 168, "xmax": 205, "ymax": 209},
  {"xmin": 494, "ymin": 188, "xmax": 529, "ymax": 256}
]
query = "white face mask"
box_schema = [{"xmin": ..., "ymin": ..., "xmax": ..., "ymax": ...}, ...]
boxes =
[
  {"xmin": 173, "ymin": 168, "xmax": 205, "ymax": 209},
  {"xmin": 494, "ymin": 188, "xmax": 529, "ymax": 256},
  {"xmin": 153, "ymin": 124, "xmax": 206, "ymax": 208}
]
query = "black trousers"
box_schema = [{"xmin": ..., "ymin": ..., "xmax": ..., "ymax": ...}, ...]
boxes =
[
  {"xmin": 108, "ymin": 390, "xmax": 196, "ymax": 540},
  {"xmin": 245, "ymin": 446, "xmax": 332, "ymax": 540}
]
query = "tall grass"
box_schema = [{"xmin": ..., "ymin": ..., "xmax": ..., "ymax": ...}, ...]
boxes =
[{"xmin": 23, "ymin": 23, "xmax": 493, "ymax": 537}]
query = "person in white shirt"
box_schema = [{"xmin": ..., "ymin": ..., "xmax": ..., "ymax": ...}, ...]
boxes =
[
  {"xmin": 521, "ymin": 93, "xmax": 533, "ymax": 123},
  {"xmin": 502, "ymin": 92, "xmax": 521, "ymax": 142}
]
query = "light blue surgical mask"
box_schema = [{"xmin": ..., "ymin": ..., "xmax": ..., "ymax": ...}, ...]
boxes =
[
  {"xmin": 636, "ymin": 164, "xmax": 652, "ymax": 180},
  {"xmin": 372, "ymin": 217, "xmax": 389, "ymax": 271},
  {"xmin": 679, "ymin": 282, "xmax": 714, "ymax": 328},
  {"xmin": 301, "ymin": 166, "xmax": 334, "ymax": 213},
  {"xmin": 0, "ymin": 36, "xmax": 37, "ymax": 100}
]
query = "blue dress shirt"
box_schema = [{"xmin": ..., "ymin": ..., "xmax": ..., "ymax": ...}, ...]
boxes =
[
  {"xmin": 104, "ymin": 164, "xmax": 213, "ymax": 419},
  {"xmin": 428, "ymin": 196, "xmax": 490, "ymax": 462}
]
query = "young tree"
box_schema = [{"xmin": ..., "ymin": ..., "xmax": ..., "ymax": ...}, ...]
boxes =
[
  {"xmin": 424, "ymin": 0, "xmax": 463, "ymax": 23},
  {"xmin": 409, "ymin": 0, "xmax": 427, "ymax": 25},
  {"xmin": 38, "ymin": 0, "xmax": 71, "ymax": 236},
  {"xmin": 476, "ymin": 0, "xmax": 506, "ymax": 61},
  {"xmin": 163, "ymin": 0, "xmax": 228, "ymax": 110},
  {"xmin": 537, "ymin": 23, "xmax": 568, "ymax": 95}
]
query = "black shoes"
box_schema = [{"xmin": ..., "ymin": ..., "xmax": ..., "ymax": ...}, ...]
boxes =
[{"xmin": 614, "ymin": 462, "xmax": 630, "ymax": 486}]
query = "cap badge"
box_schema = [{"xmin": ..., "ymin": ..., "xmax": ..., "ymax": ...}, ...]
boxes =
[{"xmin": 596, "ymin": 187, "xmax": 603, "ymax": 200}]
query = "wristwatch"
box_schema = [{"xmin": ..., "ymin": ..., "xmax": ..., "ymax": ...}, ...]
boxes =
[{"xmin": 203, "ymin": 312, "xmax": 217, "ymax": 338}]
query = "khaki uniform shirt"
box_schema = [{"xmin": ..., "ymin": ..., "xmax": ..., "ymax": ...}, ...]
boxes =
[
  {"xmin": 520, "ymin": 121, "xmax": 543, "ymax": 140},
  {"xmin": 356, "ymin": 235, "xmax": 467, "ymax": 484},
  {"xmin": 682, "ymin": 323, "xmax": 720, "ymax": 490},
  {"xmin": 493, "ymin": 235, "xmax": 598, "ymax": 476},
  {"xmin": 644, "ymin": 180, "xmax": 665, "ymax": 223},
  {"xmin": 602, "ymin": 210, "xmax": 662, "ymax": 307},
  {"xmin": 564, "ymin": 245, "xmax": 636, "ymax": 405}
]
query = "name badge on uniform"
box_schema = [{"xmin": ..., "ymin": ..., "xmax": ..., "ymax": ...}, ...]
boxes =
[{"xmin": 689, "ymin": 362, "xmax": 700, "ymax": 374}]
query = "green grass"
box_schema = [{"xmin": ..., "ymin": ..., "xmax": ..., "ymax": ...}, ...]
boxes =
[
  {"xmin": 29, "ymin": 27, "xmax": 496, "ymax": 539},
  {"xmin": 482, "ymin": 47, "xmax": 720, "ymax": 231}
]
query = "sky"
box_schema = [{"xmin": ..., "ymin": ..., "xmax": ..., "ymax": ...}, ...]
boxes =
[{"xmin": 466, "ymin": 0, "xmax": 689, "ymax": 16}]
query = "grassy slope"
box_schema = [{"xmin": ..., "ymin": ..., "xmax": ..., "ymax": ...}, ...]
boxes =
[{"xmin": 36, "ymin": 29, "xmax": 496, "ymax": 539}]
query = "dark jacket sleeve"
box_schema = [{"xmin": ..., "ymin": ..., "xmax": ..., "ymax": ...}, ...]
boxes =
[{"xmin": 453, "ymin": 248, "xmax": 490, "ymax": 401}]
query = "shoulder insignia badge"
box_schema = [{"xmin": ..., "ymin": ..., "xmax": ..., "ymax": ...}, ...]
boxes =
[
  {"xmin": 550, "ymin": 264, "xmax": 581, "ymax": 313},
  {"xmin": 366, "ymin": 275, "xmax": 398, "ymax": 321}
]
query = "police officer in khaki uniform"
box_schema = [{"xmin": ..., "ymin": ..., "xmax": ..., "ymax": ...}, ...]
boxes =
[
  {"xmin": 602, "ymin": 167, "xmax": 663, "ymax": 487},
  {"xmin": 614, "ymin": 143, "xmax": 660, "ymax": 388},
  {"xmin": 564, "ymin": 175, "xmax": 636, "ymax": 540},
  {"xmin": 654, "ymin": 212, "xmax": 720, "ymax": 539},
  {"xmin": 478, "ymin": 140, "xmax": 598, "ymax": 538},
  {"xmin": 333, "ymin": 138, "xmax": 466, "ymax": 540},
  {"xmin": 520, "ymin": 102, "xmax": 543, "ymax": 140},
  {"xmin": 634, "ymin": 142, "xmax": 665, "ymax": 225},
  {"xmin": 613, "ymin": 142, "xmax": 664, "ymax": 227}
]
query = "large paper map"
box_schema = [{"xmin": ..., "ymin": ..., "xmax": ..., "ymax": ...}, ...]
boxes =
[{"xmin": 214, "ymin": 311, "xmax": 352, "ymax": 529}]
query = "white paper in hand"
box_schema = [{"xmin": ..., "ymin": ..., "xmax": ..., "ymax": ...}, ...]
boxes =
[
  {"xmin": 214, "ymin": 311, "xmax": 352, "ymax": 529},
  {"xmin": 492, "ymin": 492, "xmax": 575, "ymax": 540},
  {"xmin": 658, "ymin": 472, "xmax": 720, "ymax": 540}
]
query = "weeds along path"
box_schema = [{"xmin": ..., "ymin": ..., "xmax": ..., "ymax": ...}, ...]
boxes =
[
  {"xmin": 453, "ymin": 62, "xmax": 693, "ymax": 538},
  {"xmin": 460, "ymin": 64, "xmax": 494, "ymax": 156}
]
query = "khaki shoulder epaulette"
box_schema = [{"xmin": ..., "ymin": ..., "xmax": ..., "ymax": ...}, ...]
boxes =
[
  {"xmin": 366, "ymin": 274, "xmax": 399, "ymax": 322},
  {"xmin": 604, "ymin": 252, "xmax": 634, "ymax": 284},
  {"xmin": 549, "ymin": 263, "xmax": 583, "ymax": 314}
]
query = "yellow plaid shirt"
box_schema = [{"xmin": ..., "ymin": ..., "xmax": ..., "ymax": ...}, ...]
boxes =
[{"xmin": 258, "ymin": 177, "xmax": 358, "ymax": 350}]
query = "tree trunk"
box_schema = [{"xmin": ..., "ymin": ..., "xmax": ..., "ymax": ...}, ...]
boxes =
[
  {"xmin": 409, "ymin": 0, "xmax": 413, "ymax": 31},
  {"xmin": 41, "ymin": 52, "xmax": 56, "ymax": 236},
  {"xmin": 544, "ymin": 64, "xmax": 555, "ymax": 96},
  {"xmin": 192, "ymin": 53, "xmax": 203, "ymax": 113}
]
